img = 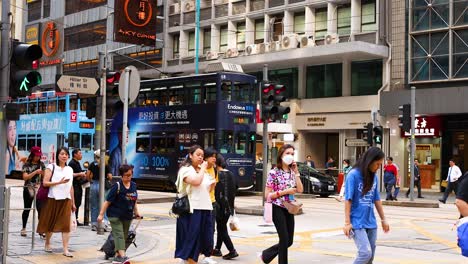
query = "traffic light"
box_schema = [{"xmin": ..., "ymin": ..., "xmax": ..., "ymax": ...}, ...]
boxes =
[
  {"xmin": 373, "ymin": 126, "xmax": 383, "ymax": 145},
  {"xmin": 106, "ymin": 71, "xmax": 121, "ymax": 96},
  {"xmin": 272, "ymin": 84, "xmax": 290, "ymax": 121},
  {"xmin": 363, "ymin": 122, "xmax": 373, "ymax": 146},
  {"xmin": 398, "ymin": 104, "xmax": 411, "ymax": 132},
  {"xmin": 10, "ymin": 40, "xmax": 43, "ymax": 98},
  {"xmin": 261, "ymin": 82, "xmax": 276, "ymax": 121},
  {"xmin": 86, "ymin": 97, "xmax": 97, "ymax": 119}
]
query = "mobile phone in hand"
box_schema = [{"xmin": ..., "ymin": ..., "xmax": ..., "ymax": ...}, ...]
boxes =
[{"xmin": 348, "ymin": 230, "xmax": 355, "ymax": 239}]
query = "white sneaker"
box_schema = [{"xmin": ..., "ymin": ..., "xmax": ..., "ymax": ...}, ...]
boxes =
[{"xmin": 200, "ymin": 257, "xmax": 217, "ymax": 264}]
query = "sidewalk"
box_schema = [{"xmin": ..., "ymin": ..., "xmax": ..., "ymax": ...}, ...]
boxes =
[{"xmin": 4, "ymin": 179, "xmax": 158, "ymax": 264}]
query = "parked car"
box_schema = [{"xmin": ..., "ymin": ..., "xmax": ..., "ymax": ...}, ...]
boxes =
[{"xmin": 254, "ymin": 162, "xmax": 337, "ymax": 197}]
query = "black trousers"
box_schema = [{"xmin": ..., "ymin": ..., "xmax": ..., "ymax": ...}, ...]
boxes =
[
  {"xmin": 22, "ymin": 188, "xmax": 34, "ymax": 229},
  {"xmin": 215, "ymin": 213, "xmax": 235, "ymax": 252},
  {"xmin": 406, "ymin": 179, "xmax": 422, "ymax": 197},
  {"xmin": 73, "ymin": 183, "xmax": 83, "ymax": 219},
  {"xmin": 262, "ymin": 204, "xmax": 295, "ymax": 264},
  {"xmin": 442, "ymin": 181, "xmax": 458, "ymax": 202}
]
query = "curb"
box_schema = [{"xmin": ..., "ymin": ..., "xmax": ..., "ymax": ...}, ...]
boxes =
[{"xmin": 381, "ymin": 200, "xmax": 439, "ymax": 208}]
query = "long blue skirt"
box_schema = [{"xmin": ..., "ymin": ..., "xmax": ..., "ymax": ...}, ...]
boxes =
[{"xmin": 175, "ymin": 209, "xmax": 213, "ymax": 262}]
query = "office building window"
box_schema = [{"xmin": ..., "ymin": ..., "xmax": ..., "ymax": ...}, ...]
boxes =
[
  {"xmin": 315, "ymin": 8, "xmax": 327, "ymax": 39},
  {"xmin": 271, "ymin": 14, "xmax": 284, "ymax": 41},
  {"xmin": 64, "ymin": 20, "xmax": 106, "ymax": 51},
  {"xmin": 412, "ymin": 0, "xmax": 449, "ymax": 31},
  {"xmin": 220, "ymin": 25, "xmax": 228, "ymax": 52},
  {"xmin": 361, "ymin": 0, "xmax": 377, "ymax": 32},
  {"xmin": 337, "ymin": 4, "xmax": 351, "ymax": 35},
  {"xmin": 454, "ymin": 0, "xmax": 468, "ymax": 26},
  {"xmin": 294, "ymin": 12, "xmax": 305, "ymax": 34},
  {"xmin": 255, "ymin": 19, "xmax": 265, "ymax": 44},
  {"xmin": 43, "ymin": 0, "xmax": 51, "ymax": 18},
  {"xmin": 411, "ymin": 32, "xmax": 449, "ymax": 81},
  {"xmin": 188, "ymin": 31, "xmax": 196, "ymax": 56},
  {"xmin": 28, "ymin": 1, "xmax": 41, "ymax": 22},
  {"xmin": 237, "ymin": 22, "xmax": 246, "ymax": 50},
  {"xmin": 249, "ymin": 68, "xmax": 298, "ymax": 99},
  {"xmin": 250, "ymin": 0, "xmax": 264, "ymax": 11},
  {"xmin": 65, "ymin": 0, "xmax": 107, "ymax": 15},
  {"xmin": 173, "ymin": 34, "xmax": 180, "ymax": 58},
  {"xmin": 203, "ymin": 29, "xmax": 211, "ymax": 55},
  {"xmin": 306, "ymin": 64, "xmax": 342, "ymax": 98},
  {"xmin": 351, "ymin": 60, "xmax": 382, "ymax": 96},
  {"xmin": 453, "ymin": 29, "xmax": 468, "ymax": 78}
]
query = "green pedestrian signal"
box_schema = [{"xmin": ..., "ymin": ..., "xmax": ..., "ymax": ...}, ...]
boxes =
[{"xmin": 10, "ymin": 40, "xmax": 43, "ymax": 98}]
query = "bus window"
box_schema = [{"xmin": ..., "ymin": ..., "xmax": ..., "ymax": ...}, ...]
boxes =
[
  {"xmin": 29, "ymin": 102, "xmax": 37, "ymax": 114},
  {"xmin": 186, "ymin": 82, "xmax": 202, "ymax": 104},
  {"xmin": 136, "ymin": 133, "xmax": 150, "ymax": 153},
  {"xmin": 36, "ymin": 136, "xmax": 42, "ymax": 149},
  {"xmin": 18, "ymin": 135, "xmax": 27, "ymax": 151},
  {"xmin": 203, "ymin": 132, "xmax": 215, "ymax": 149},
  {"xmin": 48, "ymin": 99, "xmax": 57, "ymax": 112},
  {"xmin": 221, "ymin": 82, "xmax": 232, "ymax": 101},
  {"xmin": 19, "ymin": 103, "xmax": 26, "ymax": 114},
  {"xmin": 204, "ymin": 83, "xmax": 217, "ymax": 103},
  {"xmin": 235, "ymin": 132, "xmax": 247, "ymax": 155},
  {"xmin": 169, "ymin": 85, "xmax": 184, "ymax": 105},
  {"xmin": 70, "ymin": 97, "xmax": 78, "ymax": 110},
  {"xmin": 166, "ymin": 133, "xmax": 176, "ymax": 153},
  {"xmin": 68, "ymin": 133, "xmax": 80, "ymax": 148},
  {"xmin": 80, "ymin": 99, "xmax": 86, "ymax": 111},
  {"xmin": 58, "ymin": 99, "xmax": 66, "ymax": 112},
  {"xmin": 219, "ymin": 131, "xmax": 233, "ymax": 154},
  {"xmin": 38, "ymin": 101, "xmax": 47, "ymax": 113},
  {"xmin": 81, "ymin": 134, "xmax": 92, "ymax": 150},
  {"xmin": 233, "ymin": 82, "xmax": 253, "ymax": 103},
  {"xmin": 27, "ymin": 136, "xmax": 36, "ymax": 151}
]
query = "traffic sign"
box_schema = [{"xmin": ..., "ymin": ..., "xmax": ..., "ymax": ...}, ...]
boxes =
[
  {"xmin": 345, "ymin": 138, "xmax": 369, "ymax": 147},
  {"xmin": 57, "ymin": 75, "xmax": 99, "ymax": 95},
  {"xmin": 119, "ymin": 66, "xmax": 140, "ymax": 104}
]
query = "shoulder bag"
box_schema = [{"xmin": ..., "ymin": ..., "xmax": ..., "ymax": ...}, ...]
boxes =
[
  {"xmin": 281, "ymin": 171, "xmax": 303, "ymax": 215},
  {"xmin": 37, "ymin": 164, "xmax": 55, "ymax": 201},
  {"xmin": 171, "ymin": 169, "xmax": 190, "ymax": 217}
]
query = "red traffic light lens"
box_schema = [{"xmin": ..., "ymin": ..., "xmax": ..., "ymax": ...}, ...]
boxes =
[
  {"xmin": 106, "ymin": 72, "xmax": 121, "ymax": 84},
  {"xmin": 263, "ymin": 84, "xmax": 274, "ymax": 94},
  {"xmin": 275, "ymin": 85, "xmax": 286, "ymax": 94}
]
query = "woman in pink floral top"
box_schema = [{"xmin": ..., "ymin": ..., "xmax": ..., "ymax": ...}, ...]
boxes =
[{"xmin": 259, "ymin": 144, "xmax": 303, "ymax": 264}]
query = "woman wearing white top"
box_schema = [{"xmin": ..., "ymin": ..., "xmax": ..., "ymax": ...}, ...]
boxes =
[
  {"xmin": 175, "ymin": 145, "xmax": 217, "ymax": 264},
  {"xmin": 37, "ymin": 147, "xmax": 76, "ymax": 258}
]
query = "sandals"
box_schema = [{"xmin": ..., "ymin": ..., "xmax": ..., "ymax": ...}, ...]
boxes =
[
  {"xmin": 63, "ymin": 252, "xmax": 73, "ymax": 258},
  {"xmin": 44, "ymin": 247, "xmax": 52, "ymax": 253},
  {"xmin": 20, "ymin": 228, "xmax": 27, "ymax": 237}
]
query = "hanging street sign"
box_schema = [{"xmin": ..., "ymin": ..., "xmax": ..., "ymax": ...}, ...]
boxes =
[{"xmin": 56, "ymin": 75, "xmax": 100, "ymax": 95}]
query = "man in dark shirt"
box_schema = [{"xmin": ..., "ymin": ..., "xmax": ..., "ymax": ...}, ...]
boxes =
[
  {"xmin": 456, "ymin": 173, "xmax": 468, "ymax": 217},
  {"xmin": 406, "ymin": 158, "xmax": 423, "ymax": 198},
  {"xmin": 68, "ymin": 148, "xmax": 87, "ymax": 225}
]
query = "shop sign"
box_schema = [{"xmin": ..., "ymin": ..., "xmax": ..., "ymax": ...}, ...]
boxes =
[
  {"xmin": 114, "ymin": 0, "xmax": 158, "ymax": 46},
  {"xmin": 306, "ymin": 117, "xmax": 327, "ymax": 127},
  {"xmin": 401, "ymin": 116, "xmax": 441, "ymax": 137},
  {"xmin": 40, "ymin": 19, "xmax": 64, "ymax": 66},
  {"xmin": 25, "ymin": 24, "xmax": 40, "ymax": 45}
]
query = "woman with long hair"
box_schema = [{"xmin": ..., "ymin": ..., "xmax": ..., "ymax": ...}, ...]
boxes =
[
  {"xmin": 343, "ymin": 147, "xmax": 390, "ymax": 264},
  {"xmin": 21, "ymin": 146, "xmax": 46, "ymax": 236},
  {"xmin": 37, "ymin": 147, "xmax": 76, "ymax": 257},
  {"xmin": 175, "ymin": 145, "xmax": 216, "ymax": 264},
  {"xmin": 259, "ymin": 144, "xmax": 303, "ymax": 264}
]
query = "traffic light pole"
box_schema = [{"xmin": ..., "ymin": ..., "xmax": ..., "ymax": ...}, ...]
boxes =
[
  {"xmin": 409, "ymin": 86, "xmax": 416, "ymax": 201},
  {"xmin": 0, "ymin": 0, "xmax": 11, "ymax": 262},
  {"xmin": 262, "ymin": 64, "xmax": 268, "ymax": 206}
]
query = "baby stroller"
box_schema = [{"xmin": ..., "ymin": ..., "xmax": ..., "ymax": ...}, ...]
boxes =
[{"xmin": 100, "ymin": 218, "xmax": 143, "ymax": 260}]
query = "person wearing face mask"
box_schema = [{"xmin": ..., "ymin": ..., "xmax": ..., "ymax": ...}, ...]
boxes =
[
  {"xmin": 336, "ymin": 159, "xmax": 353, "ymax": 202},
  {"xmin": 258, "ymin": 144, "xmax": 304, "ymax": 264}
]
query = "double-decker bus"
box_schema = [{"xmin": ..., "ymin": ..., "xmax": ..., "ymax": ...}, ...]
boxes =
[
  {"xmin": 108, "ymin": 70, "xmax": 257, "ymax": 191},
  {"xmin": 7, "ymin": 91, "xmax": 95, "ymax": 177}
]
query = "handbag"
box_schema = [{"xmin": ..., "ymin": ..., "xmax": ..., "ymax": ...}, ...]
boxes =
[
  {"xmin": 70, "ymin": 213, "xmax": 77, "ymax": 232},
  {"xmin": 171, "ymin": 170, "xmax": 190, "ymax": 217},
  {"xmin": 264, "ymin": 194, "xmax": 273, "ymax": 224},
  {"xmin": 441, "ymin": 180, "xmax": 448, "ymax": 188},
  {"xmin": 229, "ymin": 210, "xmax": 240, "ymax": 231},
  {"xmin": 36, "ymin": 164, "xmax": 55, "ymax": 201},
  {"xmin": 27, "ymin": 184, "xmax": 38, "ymax": 199},
  {"xmin": 282, "ymin": 200, "xmax": 303, "ymax": 215}
]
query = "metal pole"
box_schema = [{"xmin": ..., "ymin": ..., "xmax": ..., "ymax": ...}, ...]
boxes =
[
  {"xmin": 409, "ymin": 86, "xmax": 416, "ymax": 201},
  {"xmin": 121, "ymin": 67, "xmax": 130, "ymax": 164},
  {"xmin": 97, "ymin": 46, "xmax": 107, "ymax": 235},
  {"xmin": 262, "ymin": 64, "xmax": 268, "ymax": 206},
  {"xmin": 195, "ymin": 0, "xmax": 201, "ymax": 74},
  {"xmin": 0, "ymin": 0, "xmax": 11, "ymax": 261}
]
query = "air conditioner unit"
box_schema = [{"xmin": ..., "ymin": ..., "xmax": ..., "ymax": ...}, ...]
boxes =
[
  {"xmin": 174, "ymin": 54, "xmax": 180, "ymax": 59},
  {"xmin": 245, "ymin": 44, "xmax": 258, "ymax": 55},
  {"xmin": 281, "ymin": 34, "xmax": 299, "ymax": 50},
  {"xmin": 258, "ymin": 43, "xmax": 270, "ymax": 54},
  {"xmin": 269, "ymin": 41, "xmax": 281, "ymax": 52},
  {"xmin": 184, "ymin": 0, "xmax": 195, "ymax": 12},
  {"xmin": 225, "ymin": 48, "xmax": 239, "ymax": 58},
  {"xmin": 169, "ymin": 3, "xmax": 180, "ymax": 14},
  {"xmin": 325, "ymin": 33, "xmax": 339, "ymax": 45},
  {"xmin": 299, "ymin": 35, "xmax": 315, "ymax": 48},
  {"xmin": 205, "ymin": 51, "xmax": 219, "ymax": 60}
]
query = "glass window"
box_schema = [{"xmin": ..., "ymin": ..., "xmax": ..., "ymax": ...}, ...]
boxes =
[
  {"xmin": 58, "ymin": 99, "xmax": 66, "ymax": 112},
  {"xmin": 29, "ymin": 102, "xmax": 37, "ymax": 114},
  {"xmin": 271, "ymin": 14, "xmax": 284, "ymax": 41},
  {"xmin": 151, "ymin": 132, "xmax": 176, "ymax": 154},
  {"xmin": 186, "ymin": 81, "xmax": 202, "ymax": 104},
  {"xmin": 204, "ymin": 82, "xmax": 217, "ymax": 103},
  {"xmin": 233, "ymin": 82, "xmax": 253, "ymax": 103},
  {"xmin": 306, "ymin": 64, "xmax": 343, "ymax": 98},
  {"xmin": 315, "ymin": 8, "xmax": 327, "ymax": 39},
  {"xmin": 65, "ymin": 0, "xmax": 107, "ymax": 15},
  {"xmin": 220, "ymin": 25, "xmax": 228, "ymax": 52},
  {"xmin": 232, "ymin": 1, "xmax": 246, "ymax": 15},
  {"xmin": 219, "ymin": 131, "xmax": 234, "ymax": 154},
  {"xmin": 249, "ymin": 68, "xmax": 299, "ymax": 99},
  {"xmin": 221, "ymin": 81, "xmax": 232, "ymax": 101},
  {"xmin": 255, "ymin": 19, "xmax": 265, "ymax": 44},
  {"xmin": 337, "ymin": 4, "xmax": 351, "ymax": 35},
  {"xmin": 43, "ymin": 0, "xmax": 51, "ymax": 18},
  {"xmin": 173, "ymin": 34, "xmax": 180, "ymax": 58},
  {"xmin": 203, "ymin": 132, "xmax": 215, "ymax": 149},
  {"xmin": 38, "ymin": 101, "xmax": 47, "ymax": 113},
  {"xmin": 235, "ymin": 132, "xmax": 247, "ymax": 155},
  {"xmin": 454, "ymin": 0, "xmax": 468, "ymax": 26},
  {"xmin": 203, "ymin": 29, "xmax": 211, "ymax": 54},
  {"xmin": 411, "ymin": 32, "xmax": 449, "ymax": 81},
  {"xmin": 453, "ymin": 29, "xmax": 468, "ymax": 78},
  {"xmin": 18, "ymin": 135, "xmax": 27, "ymax": 151},
  {"xmin": 188, "ymin": 31, "xmax": 196, "ymax": 56},
  {"xmin": 64, "ymin": 20, "xmax": 106, "ymax": 51},
  {"xmin": 412, "ymin": 1, "xmax": 449, "ymax": 31},
  {"xmin": 82, "ymin": 134, "xmax": 92, "ymax": 150},
  {"xmin": 136, "ymin": 133, "xmax": 150, "ymax": 153},
  {"xmin": 48, "ymin": 99, "xmax": 57, "ymax": 112},
  {"xmin": 351, "ymin": 60, "xmax": 383, "ymax": 96},
  {"xmin": 294, "ymin": 12, "xmax": 305, "ymax": 34},
  {"xmin": 68, "ymin": 133, "xmax": 80, "ymax": 148},
  {"xmin": 237, "ymin": 22, "xmax": 246, "ymax": 50},
  {"xmin": 361, "ymin": 0, "xmax": 377, "ymax": 32},
  {"xmin": 251, "ymin": 0, "xmax": 264, "ymax": 11},
  {"xmin": 70, "ymin": 97, "xmax": 78, "ymax": 110},
  {"xmin": 28, "ymin": 1, "xmax": 41, "ymax": 22}
]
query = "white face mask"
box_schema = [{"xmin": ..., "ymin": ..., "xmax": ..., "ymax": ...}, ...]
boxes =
[{"xmin": 282, "ymin": 154, "xmax": 294, "ymax": 165}]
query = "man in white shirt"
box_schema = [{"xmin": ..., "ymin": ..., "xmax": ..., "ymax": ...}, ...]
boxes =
[{"xmin": 439, "ymin": 159, "xmax": 462, "ymax": 204}]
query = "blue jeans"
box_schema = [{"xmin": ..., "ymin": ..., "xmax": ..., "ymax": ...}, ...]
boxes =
[
  {"xmin": 352, "ymin": 228, "xmax": 377, "ymax": 264},
  {"xmin": 384, "ymin": 179, "xmax": 395, "ymax": 200},
  {"xmin": 90, "ymin": 182, "xmax": 108, "ymax": 226}
]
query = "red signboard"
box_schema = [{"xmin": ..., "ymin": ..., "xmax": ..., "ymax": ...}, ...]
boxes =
[
  {"xmin": 114, "ymin": 0, "xmax": 158, "ymax": 46},
  {"xmin": 70, "ymin": 111, "xmax": 77, "ymax": 123},
  {"xmin": 400, "ymin": 116, "xmax": 442, "ymax": 137}
]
